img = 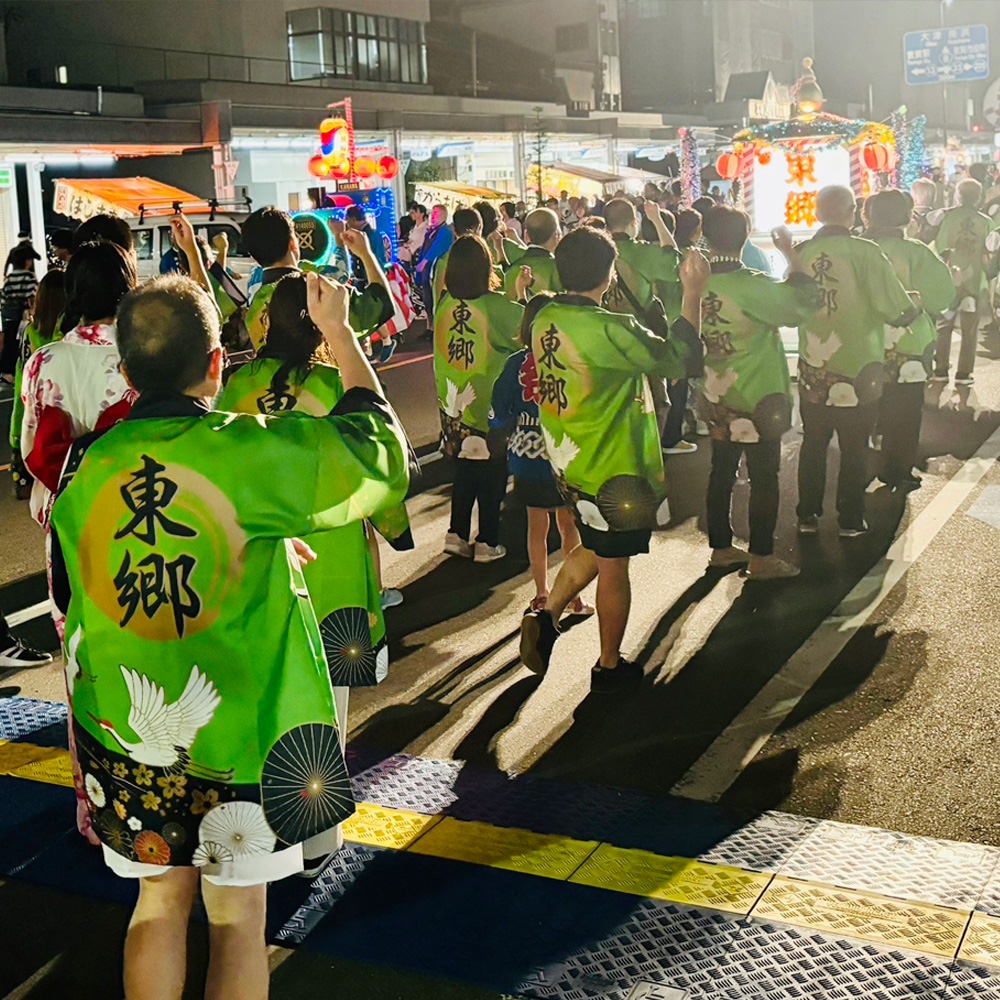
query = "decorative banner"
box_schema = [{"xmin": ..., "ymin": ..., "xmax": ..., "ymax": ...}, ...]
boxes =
[
  {"xmin": 678, "ymin": 127, "xmax": 701, "ymax": 206},
  {"xmin": 899, "ymin": 115, "xmax": 926, "ymax": 191}
]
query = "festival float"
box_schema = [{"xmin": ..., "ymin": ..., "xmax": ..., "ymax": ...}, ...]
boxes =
[
  {"xmin": 711, "ymin": 60, "xmax": 926, "ymax": 251},
  {"xmin": 293, "ymin": 98, "xmax": 414, "ymax": 337}
]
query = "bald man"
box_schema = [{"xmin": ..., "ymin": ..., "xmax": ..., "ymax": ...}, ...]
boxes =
[{"xmin": 794, "ymin": 185, "xmax": 919, "ymax": 538}]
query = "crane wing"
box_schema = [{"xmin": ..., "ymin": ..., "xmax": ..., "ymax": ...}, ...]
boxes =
[
  {"xmin": 163, "ymin": 666, "xmax": 221, "ymax": 751},
  {"xmin": 120, "ymin": 665, "xmax": 175, "ymax": 758}
]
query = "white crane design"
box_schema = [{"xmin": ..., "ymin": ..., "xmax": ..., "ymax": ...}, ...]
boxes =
[{"xmin": 90, "ymin": 665, "xmax": 224, "ymax": 775}]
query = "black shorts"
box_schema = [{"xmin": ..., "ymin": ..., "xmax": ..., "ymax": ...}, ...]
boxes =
[
  {"xmin": 514, "ymin": 475, "xmax": 564, "ymax": 510},
  {"xmin": 576, "ymin": 521, "xmax": 651, "ymax": 559}
]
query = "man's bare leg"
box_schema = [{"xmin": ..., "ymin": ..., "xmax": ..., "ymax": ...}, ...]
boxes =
[
  {"xmin": 124, "ymin": 867, "xmax": 199, "ymax": 1000},
  {"xmin": 202, "ymin": 879, "xmax": 268, "ymax": 1000},
  {"xmin": 595, "ymin": 555, "xmax": 631, "ymax": 668}
]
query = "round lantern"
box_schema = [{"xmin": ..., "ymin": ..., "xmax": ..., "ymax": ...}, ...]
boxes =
[
  {"xmin": 757, "ymin": 149, "xmax": 772, "ymax": 166},
  {"xmin": 715, "ymin": 152, "xmax": 740, "ymax": 180},
  {"xmin": 862, "ymin": 143, "xmax": 891, "ymax": 171},
  {"xmin": 328, "ymin": 155, "xmax": 350, "ymax": 180},
  {"xmin": 377, "ymin": 155, "xmax": 399, "ymax": 179},
  {"xmin": 354, "ymin": 156, "xmax": 376, "ymax": 178},
  {"xmin": 308, "ymin": 155, "xmax": 330, "ymax": 179}
]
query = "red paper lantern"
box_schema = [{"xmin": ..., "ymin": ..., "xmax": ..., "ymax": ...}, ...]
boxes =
[
  {"xmin": 354, "ymin": 156, "xmax": 376, "ymax": 178},
  {"xmin": 757, "ymin": 149, "xmax": 772, "ymax": 166},
  {"xmin": 715, "ymin": 152, "xmax": 740, "ymax": 180},
  {"xmin": 328, "ymin": 155, "xmax": 350, "ymax": 179},
  {"xmin": 862, "ymin": 143, "xmax": 890, "ymax": 171},
  {"xmin": 377, "ymin": 155, "xmax": 399, "ymax": 179},
  {"xmin": 308, "ymin": 155, "xmax": 330, "ymax": 179}
]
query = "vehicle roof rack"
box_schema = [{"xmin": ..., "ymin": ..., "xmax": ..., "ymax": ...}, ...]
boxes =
[{"xmin": 137, "ymin": 194, "xmax": 253, "ymax": 225}]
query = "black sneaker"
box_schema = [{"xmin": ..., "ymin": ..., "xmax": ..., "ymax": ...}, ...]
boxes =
[
  {"xmin": 591, "ymin": 658, "xmax": 643, "ymax": 693},
  {"xmin": 520, "ymin": 610, "xmax": 559, "ymax": 674},
  {"xmin": 797, "ymin": 515, "xmax": 820, "ymax": 535},
  {"xmin": 0, "ymin": 640, "xmax": 54, "ymax": 670}
]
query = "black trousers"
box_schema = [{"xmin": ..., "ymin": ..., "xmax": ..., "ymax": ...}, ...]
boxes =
[
  {"xmin": 935, "ymin": 306, "xmax": 979, "ymax": 377},
  {"xmin": 797, "ymin": 400, "xmax": 878, "ymax": 528},
  {"xmin": 879, "ymin": 380, "xmax": 924, "ymax": 483},
  {"xmin": 450, "ymin": 454, "xmax": 508, "ymax": 546},
  {"xmin": 707, "ymin": 437, "xmax": 781, "ymax": 556},
  {"xmin": 0, "ymin": 311, "xmax": 21, "ymax": 376},
  {"xmin": 661, "ymin": 379, "xmax": 689, "ymax": 448}
]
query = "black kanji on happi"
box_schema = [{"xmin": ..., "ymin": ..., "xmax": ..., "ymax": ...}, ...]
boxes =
[
  {"xmin": 114, "ymin": 454, "xmax": 202, "ymax": 637},
  {"xmin": 447, "ymin": 301, "xmax": 476, "ymax": 369},
  {"xmin": 536, "ymin": 323, "xmax": 569, "ymax": 414},
  {"xmin": 811, "ymin": 252, "xmax": 839, "ymax": 316}
]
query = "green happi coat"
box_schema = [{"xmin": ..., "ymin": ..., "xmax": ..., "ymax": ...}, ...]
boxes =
[
  {"xmin": 49, "ymin": 389, "xmax": 409, "ymax": 871},
  {"xmin": 607, "ymin": 234, "xmax": 683, "ymax": 322},
  {"xmin": 246, "ymin": 263, "xmax": 391, "ymax": 351},
  {"xmin": 530, "ymin": 295, "xmax": 701, "ymax": 532},
  {"xmin": 931, "ymin": 204, "xmax": 995, "ymax": 296},
  {"xmin": 502, "ymin": 246, "xmax": 563, "ymax": 300},
  {"xmin": 796, "ymin": 227, "xmax": 915, "ymax": 407},
  {"xmin": 699, "ymin": 264, "xmax": 823, "ymax": 441},
  {"xmin": 870, "ymin": 232, "xmax": 956, "ymax": 383},
  {"xmin": 432, "ymin": 248, "xmax": 503, "ymax": 305},
  {"xmin": 218, "ymin": 358, "xmax": 411, "ymax": 686},
  {"xmin": 434, "ymin": 290, "xmax": 524, "ymax": 458}
]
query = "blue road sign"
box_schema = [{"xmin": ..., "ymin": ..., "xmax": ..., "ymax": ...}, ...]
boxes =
[{"xmin": 904, "ymin": 24, "xmax": 990, "ymax": 86}]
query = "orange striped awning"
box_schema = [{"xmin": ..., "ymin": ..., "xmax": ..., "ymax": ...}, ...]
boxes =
[{"xmin": 52, "ymin": 177, "xmax": 210, "ymax": 221}]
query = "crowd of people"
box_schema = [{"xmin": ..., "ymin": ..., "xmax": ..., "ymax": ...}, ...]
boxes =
[{"xmin": 0, "ymin": 163, "xmax": 997, "ymax": 998}]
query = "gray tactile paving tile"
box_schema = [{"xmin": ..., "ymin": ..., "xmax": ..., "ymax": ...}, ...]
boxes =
[
  {"xmin": 515, "ymin": 901, "xmax": 742, "ymax": 1000},
  {"xmin": 274, "ymin": 842, "xmax": 385, "ymax": 944},
  {"xmin": 0, "ymin": 697, "xmax": 68, "ymax": 741},
  {"xmin": 350, "ymin": 753, "xmax": 489, "ymax": 814},
  {"xmin": 949, "ymin": 964, "xmax": 1000, "ymax": 998},
  {"xmin": 712, "ymin": 922, "xmax": 953, "ymax": 1000},
  {"xmin": 778, "ymin": 820, "xmax": 1000, "ymax": 910},
  {"xmin": 698, "ymin": 811, "xmax": 818, "ymax": 873}
]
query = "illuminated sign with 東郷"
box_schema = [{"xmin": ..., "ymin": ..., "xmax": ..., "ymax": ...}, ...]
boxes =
[{"xmin": 751, "ymin": 145, "xmax": 850, "ymax": 234}]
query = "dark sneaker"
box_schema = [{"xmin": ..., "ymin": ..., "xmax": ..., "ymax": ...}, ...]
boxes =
[
  {"xmin": 797, "ymin": 516, "xmax": 820, "ymax": 535},
  {"xmin": 0, "ymin": 640, "xmax": 54, "ymax": 670},
  {"xmin": 520, "ymin": 609, "xmax": 559, "ymax": 674},
  {"xmin": 378, "ymin": 339, "xmax": 398, "ymax": 365},
  {"xmin": 838, "ymin": 520, "xmax": 869, "ymax": 538},
  {"xmin": 591, "ymin": 658, "xmax": 643, "ymax": 693}
]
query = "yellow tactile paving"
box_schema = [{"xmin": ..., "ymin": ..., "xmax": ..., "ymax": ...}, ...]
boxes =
[
  {"xmin": 408, "ymin": 817, "xmax": 599, "ymax": 880},
  {"xmin": 958, "ymin": 912, "xmax": 1000, "ymax": 967},
  {"xmin": 342, "ymin": 801, "xmax": 442, "ymax": 850},
  {"xmin": 569, "ymin": 843, "xmax": 772, "ymax": 915},
  {"xmin": 9, "ymin": 749, "xmax": 74, "ymax": 787},
  {"xmin": 0, "ymin": 740, "xmax": 58, "ymax": 775},
  {"xmin": 752, "ymin": 876, "xmax": 969, "ymax": 958},
  {"xmin": 0, "ymin": 736, "xmax": 994, "ymax": 969}
]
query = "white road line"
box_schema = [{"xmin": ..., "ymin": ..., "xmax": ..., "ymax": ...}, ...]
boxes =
[
  {"xmin": 673, "ymin": 423, "xmax": 1000, "ymax": 803},
  {"xmin": 7, "ymin": 600, "xmax": 51, "ymax": 628}
]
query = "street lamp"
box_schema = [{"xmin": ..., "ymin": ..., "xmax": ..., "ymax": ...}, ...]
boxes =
[{"xmin": 940, "ymin": 0, "xmax": 953, "ymax": 136}]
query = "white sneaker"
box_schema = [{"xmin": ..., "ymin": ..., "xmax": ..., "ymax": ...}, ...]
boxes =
[
  {"xmin": 695, "ymin": 419, "xmax": 710, "ymax": 437},
  {"xmin": 0, "ymin": 639, "xmax": 54, "ymax": 670},
  {"xmin": 444, "ymin": 532, "xmax": 473, "ymax": 558},
  {"xmin": 474, "ymin": 541, "xmax": 507, "ymax": 563},
  {"xmin": 662, "ymin": 440, "xmax": 698, "ymax": 455}
]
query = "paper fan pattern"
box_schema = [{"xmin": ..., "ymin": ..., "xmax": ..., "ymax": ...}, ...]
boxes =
[
  {"xmin": 596, "ymin": 475, "xmax": 659, "ymax": 531},
  {"xmin": 197, "ymin": 801, "xmax": 276, "ymax": 859},
  {"xmin": 321, "ymin": 606, "xmax": 377, "ymax": 687},
  {"xmin": 260, "ymin": 723, "xmax": 354, "ymax": 845}
]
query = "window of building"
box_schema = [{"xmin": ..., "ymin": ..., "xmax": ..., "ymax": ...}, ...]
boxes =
[
  {"xmin": 286, "ymin": 7, "xmax": 426, "ymax": 84},
  {"xmin": 555, "ymin": 22, "xmax": 590, "ymax": 51},
  {"xmin": 756, "ymin": 28, "xmax": 784, "ymax": 62}
]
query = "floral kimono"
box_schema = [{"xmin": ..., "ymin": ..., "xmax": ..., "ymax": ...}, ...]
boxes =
[
  {"xmin": 218, "ymin": 357, "xmax": 413, "ymax": 686},
  {"xmin": 869, "ymin": 231, "xmax": 955, "ymax": 382},
  {"xmin": 21, "ymin": 322, "xmax": 135, "ymax": 530},
  {"xmin": 698, "ymin": 263, "xmax": 823, "ymax": 441},
  {"xmin": 795, "ymin": 227, "xmax": 916, "ymax": 407},
  {"xmin": 529, "ymin": 295, "xmax": 701, "ymax": 532},
  {"xmin": 49, "ymin": 387, "xmax": 409, "ymax": 882},
  {"xmin": 10, "ymin": 317, "xmax": 64, "ymax": 495},
  {"xmin": 434, "ymin": 289, "xmax": 524, "ymax": 458}
]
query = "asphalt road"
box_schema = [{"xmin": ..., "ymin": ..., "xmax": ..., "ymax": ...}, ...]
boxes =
[{"xmin": 4, "ymin": 322, "xmax": 1000, "ymax": 848}]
